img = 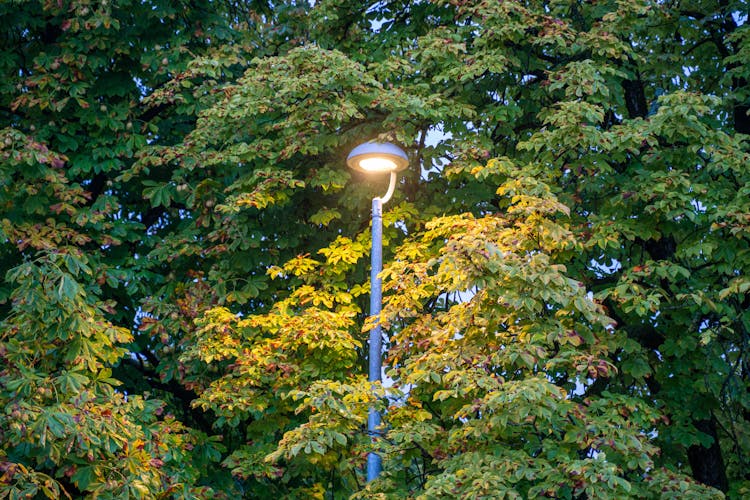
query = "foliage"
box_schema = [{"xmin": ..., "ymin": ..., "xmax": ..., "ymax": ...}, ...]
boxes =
[{"xmin": 1, "ymin": 0, "xmax": 749, "ymax": 498}]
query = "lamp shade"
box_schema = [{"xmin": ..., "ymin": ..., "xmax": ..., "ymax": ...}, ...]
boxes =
[{"xmin": 347, "ymin": 142, "xmax": 409, "ymax": 173}]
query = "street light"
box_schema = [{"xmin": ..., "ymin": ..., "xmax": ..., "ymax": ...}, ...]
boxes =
[{"xmin": 347, "ymin": 141, "xmax": 408, "ymax": 482}]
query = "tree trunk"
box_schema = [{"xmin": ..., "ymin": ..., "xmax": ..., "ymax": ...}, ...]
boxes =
[
  {"xmin": 734, "ymin": 99, "xmax": 749, "ymax": 134},
  {"xmin": 622, "ymin": 79, "xmax": 648, "ymax": 119},
  {"xmin": 687, "ymin": 417, "xmax": 729, "ymax": 492}
]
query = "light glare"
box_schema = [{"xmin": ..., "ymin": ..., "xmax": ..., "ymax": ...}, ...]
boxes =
[{"xmin": 359, "ymin": 158, "xmax": 397, "ymax": 172}]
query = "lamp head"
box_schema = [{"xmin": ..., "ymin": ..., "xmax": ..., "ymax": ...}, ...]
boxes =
[{"xmin": 347, "ymin": 142, "xmax": 409, "ymax": 174}]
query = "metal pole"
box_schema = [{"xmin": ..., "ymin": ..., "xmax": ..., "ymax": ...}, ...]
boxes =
[{"xmin": 367, "ymin": 196, "xmax": 383, "ymax": 482}]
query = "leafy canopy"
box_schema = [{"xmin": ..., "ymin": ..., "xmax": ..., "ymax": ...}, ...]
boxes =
[{"xmin": 1, "ymin": 0, "xmax": 749, "ymax": 498}]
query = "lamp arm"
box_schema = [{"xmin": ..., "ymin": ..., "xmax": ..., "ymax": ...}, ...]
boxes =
[{"xmin": 379, "ymin": 171, "xmax": 397, "ymax": 204}]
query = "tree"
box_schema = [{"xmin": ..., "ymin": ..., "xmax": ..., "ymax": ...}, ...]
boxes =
[
  {"xmin": 1, "ymin": 0, "xmax": 748, "ymax": 498},
  {"xmin": 0, "ymin": 0, "xmax": 252, "ymax": 496}
]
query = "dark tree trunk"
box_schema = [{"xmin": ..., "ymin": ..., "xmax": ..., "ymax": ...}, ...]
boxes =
[
  {"xmin": 622, "ymin": 79, "xmax": 648, "ymax": 119},
  {"xmin": 687, "ymin": 417, "xmax": 729, "ymax": 492},
  {"xmin": 734, "ymin": 100, "xmax": 749, "ymax": 134},
  {"xmin": 733, "ymin": 75, "xmax": 749, "ymax": 135}
]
